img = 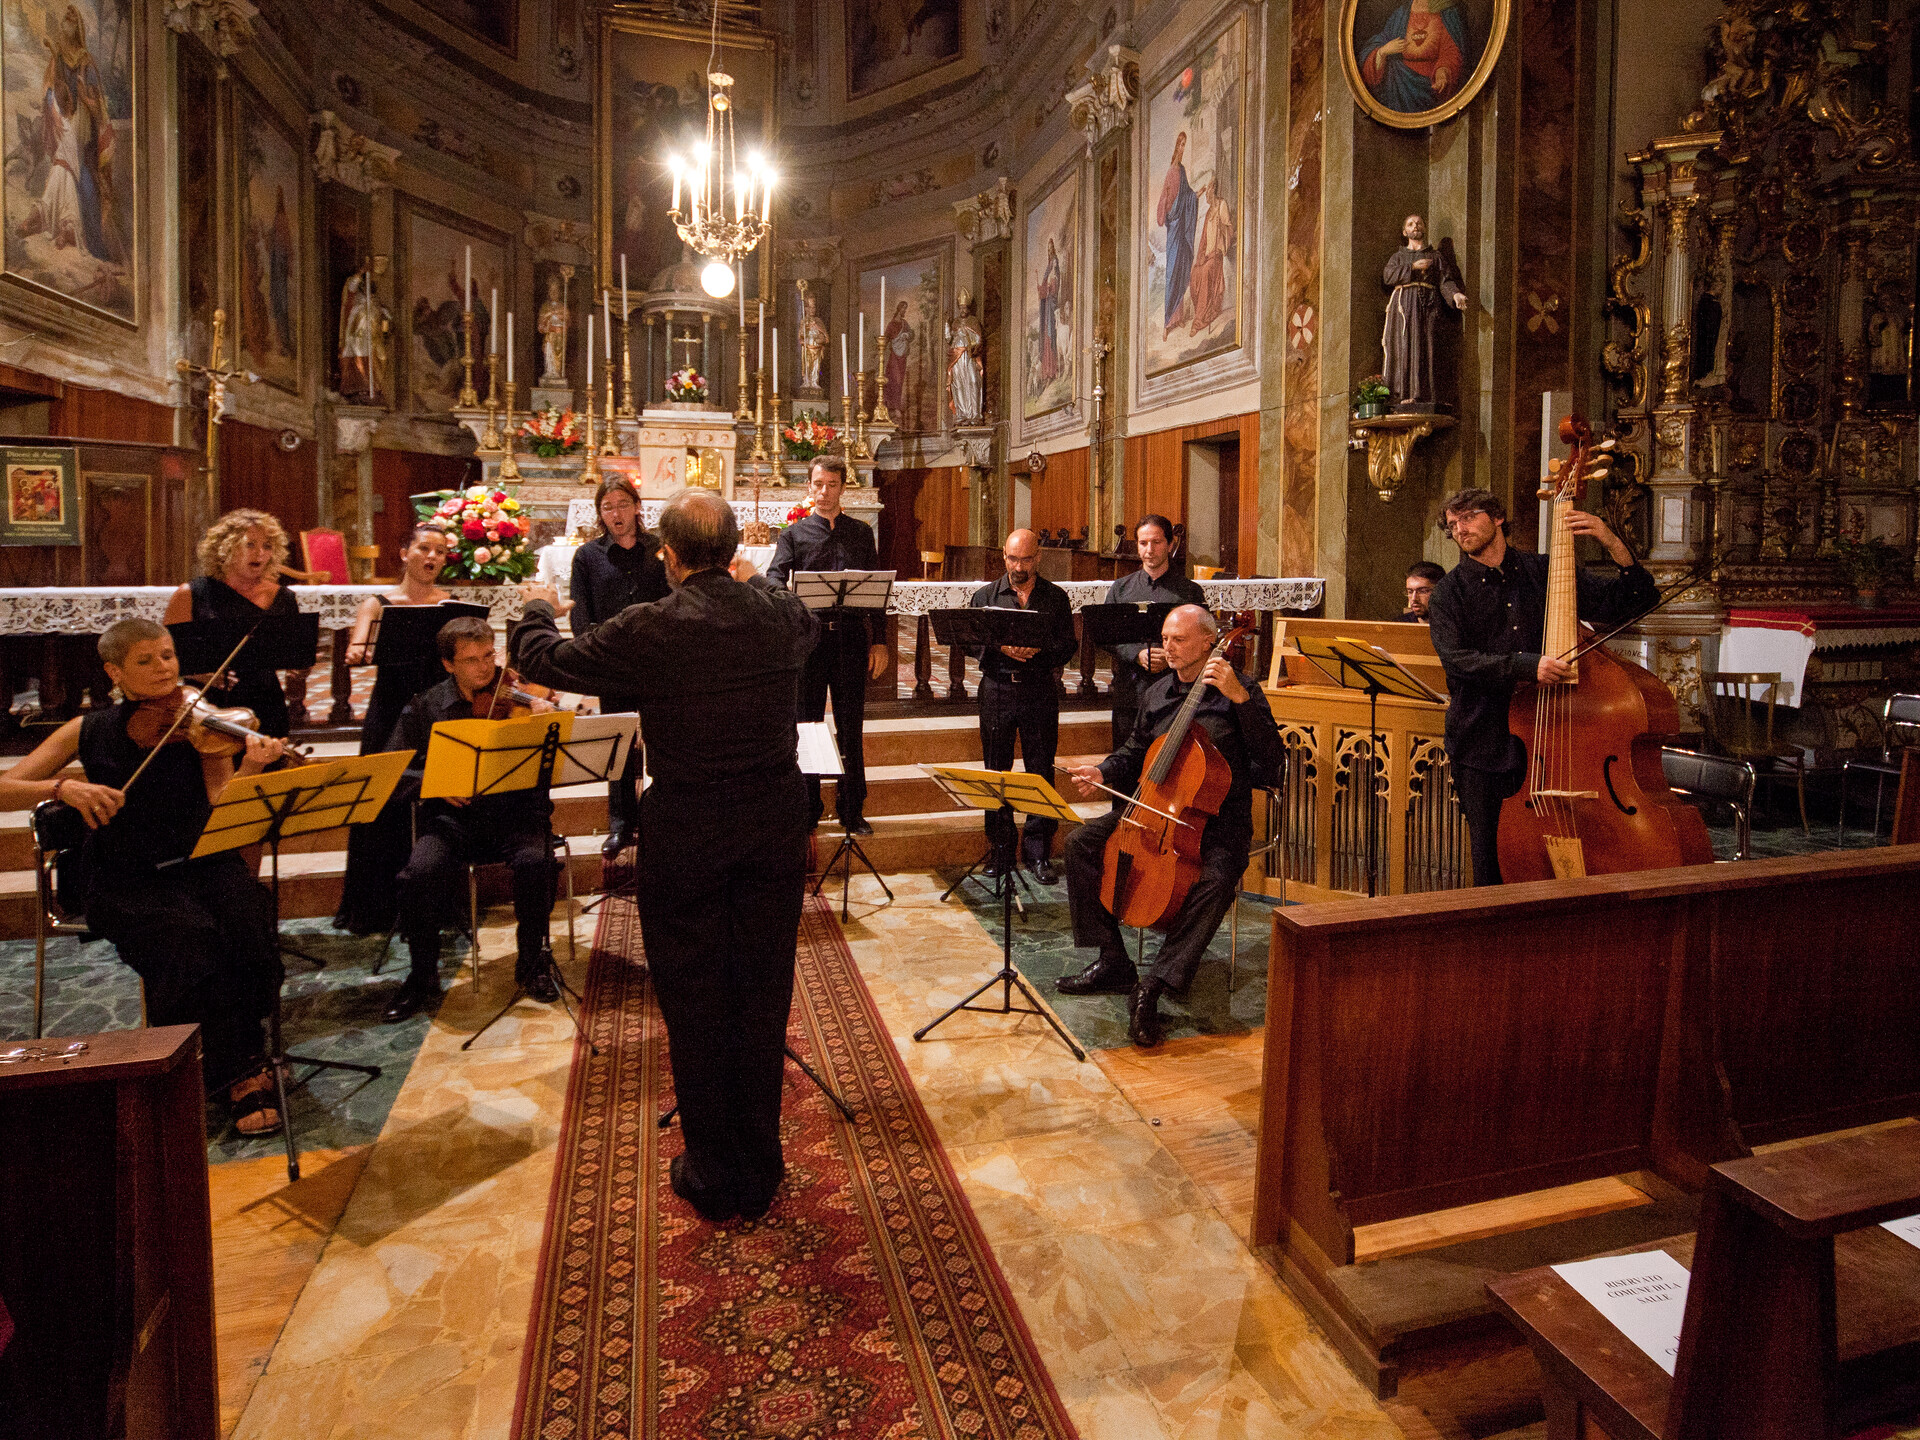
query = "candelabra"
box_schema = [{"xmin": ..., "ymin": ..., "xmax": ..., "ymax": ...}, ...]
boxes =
[
  {"xmin": 769, "ymin": 383, "xmax": 782, "ymax": 465},
  {"xmin": 870, "ymin": 334, "xmax": 892, "ymax": 425},
  {"xmin": 618, "ymin": 314, "xmax": 636, "ymax": 419},
  {"xmin": 458, "ymin": 310, "xmax": 478, "ymax": 408},
  {"xmin": 841, "ymin": 388, "xmax": 867, "ymax": 466},
  {"xmin": 602, "ymin": 370, "xmax": 619, "ymax": 456},
  {"xmin": 751, "ymin": 369, "xmax": 769, "ymax": 462},
  {"xmin": 479, "ymin": 352, "xmax": 504, "ymax": 452},
  {"xmin": 499, "ymin": 380, "xmax": 521, "ymax": 480},
  {"xmin": 735, "ymin": 324, "xmax": 752, "ymax": 422},
  {"xmin": 581, "ymin": 400, "xmax": 604, "ymax": 486}
]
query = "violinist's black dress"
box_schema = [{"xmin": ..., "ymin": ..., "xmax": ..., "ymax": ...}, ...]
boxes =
[
  {"xmin": 76, "ymin": 704, "xmax": 282, "ymax": 1087},
  {"xmin": 187, "ymin": 575, "xmax": 298, "ymax": 739}
]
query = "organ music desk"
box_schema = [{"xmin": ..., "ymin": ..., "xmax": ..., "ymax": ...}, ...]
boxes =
[{"xmin": 1260, "ymin": 619, "xmax": 1469, "ymax": 901}]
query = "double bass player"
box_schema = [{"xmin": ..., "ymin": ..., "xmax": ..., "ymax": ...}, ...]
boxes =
[{"xmin": 1056, "ymin": 604, "xmax": 1281, "ymax": 1048}]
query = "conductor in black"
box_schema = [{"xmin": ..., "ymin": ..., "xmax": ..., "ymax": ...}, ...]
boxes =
[
  {"xmin": 767, "ymin": 456, "xmax": 891, "ymax": 836},
  {"xmin": 511, "ymin": 488, "xmax": 819, "ymax": 1224}
]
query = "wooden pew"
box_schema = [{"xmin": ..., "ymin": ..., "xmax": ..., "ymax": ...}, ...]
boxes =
[
  {"xmin": 1251, "ymin": 848, "xmax": 1920, "ymax": 1397},
  {"xmin": 1488, "ymin": 1123, "xmax": 1920, "ymax": 1440}
]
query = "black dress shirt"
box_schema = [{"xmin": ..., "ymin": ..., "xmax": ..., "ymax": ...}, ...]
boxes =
[
  {"xmin": 1427, "ymin": 548, "xmax": 1657, "ymax": 771},
  {"xmin": 1104, "ymin": 566, "xmax": 1207, "ymax": 685},
  {"xmin": 767, "ymin": 510, "xmax": 886, "ymax": 646},
  {"xmin": 968, "ymin": 574, "xmax": 1078, "ymax": 683},
  {"xmin": 570, "ymin": 533, "xmax": 671, "ymax": 637},
  {"xmin": 509, "ymin": 570, "xmax": 818, "ymax": 793},
  {"xmin": 1100, "ymin": 668, "xmax": 1283, "ymax": 838},
  {"xmin": 389, "ymin": 673, "xmax": 551, "ymax": 830}
]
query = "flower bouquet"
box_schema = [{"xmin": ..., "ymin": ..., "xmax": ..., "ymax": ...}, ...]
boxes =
[
  {"xmin": 416, "ymin": 487, "xmax": 538, "ymax": 582},
  {"xmin": 773, "ymin": 497, "xmax": 815, "ymax": 533},
  {"xmin": 781, "ymin": 413, "xmax": 838, "ymax": 461},
  {"xmin": 519, "ymin": 406, "xmax": 583, "ymax": 458},
  {"xmin": 666, "ymin": 367, "xmax": 709, "ymax": 403}
]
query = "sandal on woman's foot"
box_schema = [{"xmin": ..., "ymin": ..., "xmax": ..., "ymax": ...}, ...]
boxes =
[{"xmin": 228, "ymin": 1069, "xmax": 283, "ymax": 1137}]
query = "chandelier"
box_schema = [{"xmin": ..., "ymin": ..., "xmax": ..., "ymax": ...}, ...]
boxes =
[{"xmin": 667, "ymin": 16, "xmax": 774, "ymax": 302}]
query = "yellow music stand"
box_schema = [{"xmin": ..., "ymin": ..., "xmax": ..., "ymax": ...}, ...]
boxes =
[{"xmin": 917, "ymin": 764, "xmax": 1086, "ymax": 1061}]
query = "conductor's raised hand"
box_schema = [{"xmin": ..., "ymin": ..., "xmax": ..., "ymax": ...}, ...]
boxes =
[
  {"xmin": 1200, "ymin": 655, "xmax": 1249, "ymax": 703},
  {"xmin": 1064, "ymin": 763, "xmax": 1104, "ymax": 799},
  {"xmin": 519, "ymin": 582, "xmax": 561, "ymax": 612}
]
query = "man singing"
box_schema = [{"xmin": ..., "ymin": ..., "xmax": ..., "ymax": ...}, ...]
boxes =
[
  {"xmin": 512, "ymin": 489, "xmax": 817, "ymax": 1224},
  {"xmin": 1058, "ymin": 605, "xmax": 1281, "ymax": 1047},
  {"xmin": 1426, "ymin": 487, "xmax": 1653, "ymax": 886},
  {"xmin": 1103, "ymin": 513, "xmax": 1205, "ymax": 747},
  {"xmin": 768, "ymin": 456, "xmax": 889, "ymax": 836}
]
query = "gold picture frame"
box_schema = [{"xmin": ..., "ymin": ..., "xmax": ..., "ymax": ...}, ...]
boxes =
[{"xmin": 1340, "ymin": 0, "xmax": 1510, "ymax": 131}]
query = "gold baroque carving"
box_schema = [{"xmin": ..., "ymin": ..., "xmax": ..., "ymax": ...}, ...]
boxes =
[
  {"xmin": 1603, "ymin": 203, "xmax": 1653, "ymax": 410},
  {"xmin": 1662, "ymin": 321, "xmax": 1693, "ymax": 404}
]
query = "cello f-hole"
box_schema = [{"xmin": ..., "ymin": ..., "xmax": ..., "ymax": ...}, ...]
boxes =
[{"xmin": 1601, "ymin": 754, "xmax": 1637, "ymax": 815}]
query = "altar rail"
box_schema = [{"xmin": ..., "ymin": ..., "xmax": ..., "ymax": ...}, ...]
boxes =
[{"xmin": 0, "ymin": 579, "xmax": 1325, "ymax": 726}]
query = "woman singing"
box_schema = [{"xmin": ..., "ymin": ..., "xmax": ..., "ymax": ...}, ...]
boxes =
[
  {"xmin": 0, "ymin": 618, "xmax": 294, "ymax": 1134},
  {"xmin": 164, "ymin": 508, "xmax": 301, "ymax": 738},
  {"xmin": 569, "ymin": 476, "xmax": 668, "ymax": 857},
  {"xmin": 333, "ymin": 524, "xmax": 454, "ymax": 935}
]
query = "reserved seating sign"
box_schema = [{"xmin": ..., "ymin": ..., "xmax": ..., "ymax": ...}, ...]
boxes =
[{"xmin": 1549, "ymin": 1252, "xmax": 1692, "ymax": 1375}]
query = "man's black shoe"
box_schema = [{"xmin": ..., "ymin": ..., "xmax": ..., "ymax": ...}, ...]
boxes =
[
  {"xmin": 600, "ymin": 822, "xmax": 632, "ymax": 860},
  {"xmin": 1127, "ymin": 978, "xmax": 1167, "ymax": 1048},
  {"xmin": 670, "ymin": 1153, "xmax": 738, "ymax": 1223},
  {"xmin": 1056, "ymin": 951, "xmax": 1138, "ymax": 995},
  {"xmin": 841, "ymin": 814, "xmax": 874, "ymax": 837},
  {"xmin": 1028, "ymin": 858, "xmax": 1059, "ymax": 885},
  {"xmin": 382, "ymin": 971, "xmax": 442, "ymax": 1023},
  {"xmin": 518, "ymin": 957, "xmax": 561, "ymax": 1003}
]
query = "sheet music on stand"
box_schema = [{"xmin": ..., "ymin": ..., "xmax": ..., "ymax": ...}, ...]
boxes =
[
  {"xmin": 421, "ymin": 711, "xmax": 576, "ymax": 800},
  {"xmin": 1292, "ymin": 636, "xmax": 1447, "ymax": 704},
  {"xmin": 797, "ymin": 719, "xmax": 842, "ymax": 776},
  {"xmin": 192, "ymin": 751, "xmax": 414, "ymax": 859},
  {"xmin": 550, "ymin": 712, "xmax": 638, "ymax": 786},
  {"xmin": 791, "ymin": 570, "xmax": 895, "ymax": 616}
]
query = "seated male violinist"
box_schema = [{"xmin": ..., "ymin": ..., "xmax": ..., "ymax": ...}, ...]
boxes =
[
  {"xmin": 0, "ymin": 618, "xmax": 295, "ymax": 1134},
  {"xmin": 382, "ymin": 616, "xmax": 560, "ymax": 1021},
  {"xmin": 1057, "ymin": 604, "xmax": 1282, "ymax": 1048}
]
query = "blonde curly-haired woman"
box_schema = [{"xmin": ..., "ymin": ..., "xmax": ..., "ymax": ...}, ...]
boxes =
[{"xmin": 162, "ymin": 508, "xmax": 301, "ymax": 738}]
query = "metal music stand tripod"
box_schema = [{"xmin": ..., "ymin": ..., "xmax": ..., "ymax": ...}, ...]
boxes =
[
  {"xmin": 802, "ymin": 718, "xmax": 892, "ymax": 919},
  {"xmin": 914, "ymin": 765, "xmax": 1086, "ymax": 1061},
  {"xmin": 1291, "ymin": 635, "xmax": 1446, "ymax": 897}
]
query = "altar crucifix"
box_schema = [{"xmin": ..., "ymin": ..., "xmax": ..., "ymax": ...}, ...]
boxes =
[{"xmin": 672, "ymin": 326, "xmax": 702, "ymax": 376}]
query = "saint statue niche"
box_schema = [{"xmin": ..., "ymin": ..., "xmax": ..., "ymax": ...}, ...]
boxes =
[
  {"xmin": 796, "ymin": 280, "xmax": 828, "ymax": 394},
  {"xmin": 1381, "ymin": 214, "xmax": 1466, "ymax": 409},
  {"xmin": 538, "ymin": 271, "xmax": 569, "ymax": 385},
  {"xmin": 947, "ymin": 290, "xmax": 984, "ymax": 426},
  {"xmin": 337, "ymin": 271, "xmax": 388, "ymax": 402},
  {"xmin": 884, "ymin": 300, "xmax": 914, "ymax": 417}
]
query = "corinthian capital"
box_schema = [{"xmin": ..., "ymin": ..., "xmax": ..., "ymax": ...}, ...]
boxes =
[
  {"xmin": 1067, "ymin": 44, "xmax": 1140, "ymax": 152},
  {"xmin": 165, "ymin": 0, "xmax": 258, "ymax": 60}
]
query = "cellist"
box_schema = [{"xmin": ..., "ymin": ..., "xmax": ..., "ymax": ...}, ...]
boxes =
[
  {"xmin": 1427, "ymin": 486, "xmax": 1654, "ymax": 886},
  {"xmin": 1057, "ymin": 604, "xmax": 1281, "ymax": 1048}
]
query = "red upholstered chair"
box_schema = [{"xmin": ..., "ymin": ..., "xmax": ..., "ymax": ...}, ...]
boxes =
[{"xmin": 299, "ymin": 528, "xmax": 350, "ymax": 584}]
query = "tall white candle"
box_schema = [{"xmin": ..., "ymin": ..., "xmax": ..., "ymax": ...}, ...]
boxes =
[
  {"xmin": 858, "ymin": 312, "xmax": 865, "ymax": 367},
  {"xmin": 758, "ymin": 306, "xmax": 765, "ymax": 368},
  {"xmin": 620, "ymin": 254, "xmax": 629, "ymax": 318},
  {"xmin": 879, "ymin": 276, "xmax": 886, "ymax": 327},
  {"xmin": 464, "ymin": 246, "xmax": 472, "ymax": 312},
  {"xmin": 489, "ymin": 288, "xmax": 498, "ymax": 353},
  {"xmin": 841, "ymin": 333, "xmax": 849, "ymax": 397},
  {"xmin": 586, "ymin": 315, "xmax": 594, "ymax": 387},
  {"xmin": 772, "ymin": 328, "xmax": 778, "ymax": 392},
  {"xmin": 603, "ymin": 290, "xmax": 612, "ymax": 357},
  {"xmin": 738, "ymin": 267, "xmax": 745, "ymax": 326},
  {"xmin": 506, "ymin": 312, "xmax": 514, "ymax": 383}
]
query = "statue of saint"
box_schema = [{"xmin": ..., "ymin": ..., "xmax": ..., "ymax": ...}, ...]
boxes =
[
  {"xmin": 947, "ymin": 290, "xmax": 984, "ymax": 426},
  {"xmin": 336, "ymin": 270, "xmax": 386, "ymax": 402},
  {"xmin": 1381, "ymin": 214, "xmax": 1467, "ymax": 408},
  {"xmin": 796, "ymin": 281, "xmax": 828, "ymax": 394},
  {"xmin": 538, "ymin": 271, "xmax": 570, "ymax": 385}
]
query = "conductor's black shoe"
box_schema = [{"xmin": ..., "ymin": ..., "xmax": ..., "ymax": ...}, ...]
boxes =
[
  {"xmin": 600, "ymin": 822, "xmax": 633, "ymax": 859},
  {"xmin": 1057, "ymin": 951, "xmax": 1138, "ymax": 995},
  {"xmin": 1028, "ymin": 858, "xmax": 1060, "ymax": 885},
  {"xmin": 841, "ymin": 814, "xmax": 874, "ymax": 837},
  {"xmin": 382, "ymin": 972, "xmax": 443, "ymax": 1023},
  {"xmin": 670, "ymin": 1154, "xmax": 738, "ymax": 1223},
  {"xmin": 518, "ymin": 959, "xmax": 561, "ymax": 1003},
  {"xmin": 1127, "ymin": 978, "xmax": 1168, "ymax": 1048}
]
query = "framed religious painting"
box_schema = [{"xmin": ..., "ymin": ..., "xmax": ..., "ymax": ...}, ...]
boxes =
[
  {"xmin": 856, "ymin": 247, "xmax": 947, "ymax": 435},
  {"xmin": 0, "ymin": 0, "xmax": 139, "ymax": 324},
  {"xmin": 1340, "ymin": 0, "xmax": 1510, "ymax": 130},
  {"xmin": 845, "ymin": 0, "xmax": 961, "ymax": 100},
  {"xmin": 399, "ymin": 199, "xmax": 508, "ymax": 415},
  {"xmin": 1021, "ymin": 164, "xmax": 1076, "ymax": 421},
  {"xmin": 0, "ymin": 445, "xmax": 78, "ymax": 546},
  {"xmin": 1141, "ymin": 13, "xmax": 1246, "ymax": 379},
  {"xmin": 235, "ymin": 87, "xmax": 305, "ymax": 395},
  {"xmin": 596, "ymin": 11, "xmax": 776, "ymax": 296}
]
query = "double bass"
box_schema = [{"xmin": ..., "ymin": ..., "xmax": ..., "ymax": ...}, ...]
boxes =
[
  {"xmin": 1497, "ymin": 417, "xmax": 1712, "ymax": 882},
  {"xmin": 1100, "ymin": 616, "xmax": 1256, "ymax": 929}
]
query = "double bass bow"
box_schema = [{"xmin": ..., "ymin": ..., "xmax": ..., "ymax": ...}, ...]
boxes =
[
  {"xmin": 1497, "ymin": 416, "xmax": 1713, "ymax": 882},
  {"xmin": 1094, "ymin": 615, "xmax": 1257, "ymax": 930}
]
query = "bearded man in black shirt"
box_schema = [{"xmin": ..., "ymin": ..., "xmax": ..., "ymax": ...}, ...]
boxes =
[{"xmin": 512, "ymin": 489, "xmax": 818, "ymax": 1224}]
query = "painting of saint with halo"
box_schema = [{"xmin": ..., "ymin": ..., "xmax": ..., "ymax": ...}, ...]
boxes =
[{"xmin": 1342, "ymin": 0, "xmax": 1507, "ymax": 128}]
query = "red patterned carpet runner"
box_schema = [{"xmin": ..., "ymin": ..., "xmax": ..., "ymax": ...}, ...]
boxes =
[{"xmin": 511, "ymin": 893, "xmax": 1081, "ymax": 1440}]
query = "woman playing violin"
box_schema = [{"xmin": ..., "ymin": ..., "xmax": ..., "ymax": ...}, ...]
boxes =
[
  {"xmin": 0, "ymin": 618, "xmax": 296, "ymax": 1134},
  {"xmin": 163, "ymin": 508, "xmax": 301, "ymax": 739}
]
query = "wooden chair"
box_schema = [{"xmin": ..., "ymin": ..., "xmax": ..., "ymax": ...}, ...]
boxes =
[
  {"xmin": 349, "ymin": 543, "xmax": 394, "ymax": 585},
  {"xmin": 1699, "ymin": 672, "xmax": 1809, "ymax": 835},
  {"xmin": 1660, "ymin": 746, "xmax": 1755, "ymax": 860},
  {"xmin": 28, "ymin": 798, "xmax": 97, "ymax": 1039},
  {"xmin": 919, "ymin": 549, "xmax": 944, "ymax": 579},
  {"xmin": 298, "ymin": 527, "xmax": 350, "ymax": 584},
  {"xmin": 1838, "ymin": 692, "xmax": 1920, "ymax": 844},
  {"xmin": 1488, "ymin": 1123, "xmax": 1920, "ymax": 1440}
]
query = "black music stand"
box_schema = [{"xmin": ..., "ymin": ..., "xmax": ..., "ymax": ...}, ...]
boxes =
[
  {"xmin": 1293, "ymin": 636, "xmax": 1444, "ymax": 897},
  {"xmin": 169, "ymin": 612, "xmax": 321, "ymax": 679},
  {"xmin": 365, "ymin": 601, "xmax": 491, "ymax": 669},
  {"xmin": 1079, "ymin": 602, "xmax": 1177, "ymax": 661},
  {"xmin": 928, "ymin": 606, "xmax": 1055, "ymax": 906},
  {"xmin": 419, "ymin": 713, "xmax": 601, "ymax": 1055},
  {"xmin": 914, "ymin": 765, "xmax": 1086, "ymax": 1061},
  {"xmin": 801, "ymin": 719, "xmax": 892, "ymax": 919},
  {"xmin": 189, "ymin": 754, "xmax": 411, "ymax": 1179}
]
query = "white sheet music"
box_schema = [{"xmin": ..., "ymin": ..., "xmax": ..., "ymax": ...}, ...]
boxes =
[
  {"xmin": 553, "ymin": 713, "xmax": 639, "ymax": 786},
  {"xmin": 1550, "ymin": 1251, "xmax": 1691, "ymax": 1375},
  {"xmin": 797, "ymin": 721, "xmax": 842, "ymax": 776},
  {"xmin": 1883, "ymin": 1213, "xmax": 1920, "ymax": 1250}
]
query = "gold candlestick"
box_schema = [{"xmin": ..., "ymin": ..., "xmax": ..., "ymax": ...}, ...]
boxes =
[
  {"xmin": 580, "ymin": 397, "xmax": 603, "ymax": 485},
  {"xmin": 856, "ymin": 370, "xmax": 870, "ymax": 457},
  {"xmin": 479, "ymin": 353, "xmax": 503, "ymax": 452},
  {"xmin": 499, "ymin": 380, "xmax": 521, "ymax": 480},
  {"xmin": 618, "ymin": 315, "xmax": 636, "ymax": 418},
  {"xmin": 870, "ymin": 334, "xmax": 892, "ymax": 424},
  {"xmin": 602, "ymin": 371, "xmax": 619, "ymax": 455},
  {"xmin": 735, "ymin": 324, "xmax": 752, "ymax": 422},
  {"xmin": 841, "ymin": 389, "xmax": 860, "ymax": 465},
  {"xmin": 458, "ymin": 309, "xmax": 479, "ymax": 407},
  {"xmin": 751, "ymin": 369, "xmax": 769, "ymax": 463}
]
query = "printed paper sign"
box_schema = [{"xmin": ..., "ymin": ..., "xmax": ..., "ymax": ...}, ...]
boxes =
[
  {"xmin": 1551, "ymin": 1251, "xmax": 1692, "ymax": 1375},
  {"xmin": 1883, "ymin": 1213, "xmax": 1920, "ymax": 1251}
]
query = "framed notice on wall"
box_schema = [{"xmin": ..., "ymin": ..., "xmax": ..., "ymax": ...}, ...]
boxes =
[{"xmin": 0, "ymin": 446, "xmax": 79, "ymax": 546}]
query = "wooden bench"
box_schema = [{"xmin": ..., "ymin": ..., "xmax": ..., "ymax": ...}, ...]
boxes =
[
  {"xmin": 1487, "ymin": 1123, "xmax": 1920, "ymax": 1440},
  {"xmin": 1251, "ymin": 848, "xmax": 1920, "ymax": 1396}
]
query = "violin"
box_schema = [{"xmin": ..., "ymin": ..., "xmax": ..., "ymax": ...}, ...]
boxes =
[
  {"xmin": 480, "ymin": 667, "xmax": 561, "ymax": 720},
  {"xmin": 125, "ymin": 684, "xmax": 310, "ymax": 761},
  {"xmin": 1099, "ymin": 614, "xmax": 1257, "ymax": 930},
  {"xmin": 1497, "ymin": 416, "xmax": 1712, "ymax": 882}
]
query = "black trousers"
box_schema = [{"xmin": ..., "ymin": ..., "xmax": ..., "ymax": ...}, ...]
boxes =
[
  {"xmin": 397, "ymin": 811, "xmax": 555, "ymax": 978},
  {"xmin": 978, "ymin": 673, "xmax": 1061, "ymax": 864},
  {"xmin": 1109, "ymin": 664, "xmax": 1141, "ymax": 750},
  {"xmin": 799, "ymin": 624, "xmax": 872, "ymax": 821},
  {"xmin": 1065, "ymin": 810, "xmax": 1248, "ymax": 993},
  {"xmin": 639, "ymin": 768, "xmax": 809, "ymax": 1213},
  {"xmin": 1455, "ymin": 761, "xmax": 1525, "ymax": 887}
]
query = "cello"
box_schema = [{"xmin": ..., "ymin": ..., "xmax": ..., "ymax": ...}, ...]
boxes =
[
  {"xmin": 1497, "ymin": 417, "xmax": 1713, "ymax": 882},
  {"xmin": 1100, "ymin": 615, "xmax": 1257, "ymax": 929}
]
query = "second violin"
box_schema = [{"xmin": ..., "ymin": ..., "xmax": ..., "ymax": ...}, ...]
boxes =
[{"xmin": 126, "ymin": 684, "xmax": 311, "ymax": 761}]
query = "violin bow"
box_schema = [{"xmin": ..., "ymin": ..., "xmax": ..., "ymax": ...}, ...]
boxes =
[{"xmin": 120, "ymin": 621, "xmax": 262, "ymax": 791}]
